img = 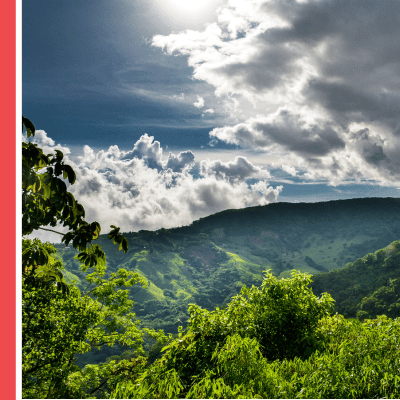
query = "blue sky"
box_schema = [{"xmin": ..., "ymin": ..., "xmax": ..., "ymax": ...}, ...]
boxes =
[
  {"xmin": 23, "ymin": 0, "xmax": 400, "ymax": 240},
  {"xmin": 23, "ymin": 0, "xmax": 224, "ymax": 149}
]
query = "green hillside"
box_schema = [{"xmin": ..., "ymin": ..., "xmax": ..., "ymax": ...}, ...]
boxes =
[
  {"xmin": 311, "ymin": 240, "xmax": 400, "ymax": 319},
  {"xmin": 111, "ymin": 237, "xmax": 400, "ymax": 399},
  {"xmin": 56, "ymin": 197, "xmax": 400, "ymax": 339},
  {"xmin": 42, "ymin": 197, "xmax": 400, "ymax": 395}
]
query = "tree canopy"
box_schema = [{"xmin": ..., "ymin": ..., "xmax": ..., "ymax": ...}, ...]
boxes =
[{"xmin": 22, "ymin": 117, "xmax": 166, "ymax": 398}]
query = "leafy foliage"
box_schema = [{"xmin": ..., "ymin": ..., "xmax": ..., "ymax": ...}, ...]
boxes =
[
  {"xmin": 23, "ymin": 238, "xmax": 70, "ymax": 294},
  {"xmin": 113, "ymin": 295, "xmax": 400, "ymax": 399},
  {"xmin": 312, "ymin": 240, "xmax": 400, "ymax": 319},
  {"xmin": 22, "ymin": 116, "xmax": 130, "ymax": 282},
  {"xmin": 58, "ymin": 197, "xmax": 400, "ymax": 340},
  {"xmin": 22, "ymin": 117, "xmax": 167, "ymax": 398},
  {"xmin": 112, "ymin": 270, "xmax": 335, "ymax": 398},
  {"xmin": 23, "ymin": 280, "xmax": 98, "ymax": 398}
]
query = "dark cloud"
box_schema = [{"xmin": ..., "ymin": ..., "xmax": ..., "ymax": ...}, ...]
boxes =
[
  {"xmin": 77, "ymin": 177, "xmax": 102, "ymax": 195},
  {"xmin": 305, "ymin": 80, "xmax": 400, "ymax": 127},
  {"xmin": 213, "ymin": 44, "xmax": 300, "ymax": 91},
  {"xmin": 153, "ymin": 0, "xmax": 400, "ymax": 185},
  {"xmin": 165, "ymin": 150, "xmax": 195, "ymax": 172},
  {"xmin": 200, "ymin": 156, "xmax": 270, "ymax": 181},
  {"xmin": 350, "ymin": 128, "xmax": 399, "ymax": 174},
  {"xmin": 211, "ymin": 110, "xmax": 345, "ymax": 157},
  {"xmin": 254, "ymin": 110, "xmax": 346, "ymax": 157}
]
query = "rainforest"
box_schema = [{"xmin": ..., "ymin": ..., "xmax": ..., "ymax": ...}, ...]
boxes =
[{"xmin": 23, "ymin": 117, "xmax": 400, "ymax": 398}]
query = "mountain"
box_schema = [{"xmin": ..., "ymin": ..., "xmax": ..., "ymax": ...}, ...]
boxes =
[
  {"xmin": 56, "ymin": 197, "xmax": 400, "ymax": 337},
  {"xmin": 311, "ymin": 239, "xmax": 400, "ymax": 319}
]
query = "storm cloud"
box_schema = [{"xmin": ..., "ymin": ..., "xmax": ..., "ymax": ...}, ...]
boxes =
[{"xmin": 152, "ymin": 0, "xmax": 400, "ymax": 186}]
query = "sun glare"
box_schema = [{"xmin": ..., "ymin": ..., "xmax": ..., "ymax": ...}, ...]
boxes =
[
  {"xmin": 167, "ymin": 0, "xmax": 215, "ymax": 13},
  {"xmin": 154, "ymin": 0, "xmax": 220, "ymax": 27}
]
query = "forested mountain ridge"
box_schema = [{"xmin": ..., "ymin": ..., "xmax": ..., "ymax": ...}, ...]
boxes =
[
  {"xmin": 312, "ymin": 240, "xmax": 400, "ymax": 319},
  {"xmin": 57, "ymin": 197, "xmax": 400, "ymax": 338}
]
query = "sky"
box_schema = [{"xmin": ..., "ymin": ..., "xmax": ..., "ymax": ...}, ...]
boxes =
[{"xmin": 23, "ymin": 0, "xmax": 400, "ymax": 242}]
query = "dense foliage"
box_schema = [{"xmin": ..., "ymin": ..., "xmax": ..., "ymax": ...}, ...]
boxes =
[
  {"xmin": 56, "ymin": 196, "xmax": 400, "ymax": 337},
  {"xmin": 112, "ymin": 273, "xmax": 400, "ymax": 399},
  {"xmin": 22, "ymin": 118, "xmax": 166, "ymax": 398},
  {"xmin": 312, "ymin": 240, "xmax": 400, "ymax": 319}
]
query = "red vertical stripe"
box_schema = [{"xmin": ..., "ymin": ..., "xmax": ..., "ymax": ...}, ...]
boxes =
[{"xmin": 1, "ymin": 0, "xmax": 16, "ymax": 399}]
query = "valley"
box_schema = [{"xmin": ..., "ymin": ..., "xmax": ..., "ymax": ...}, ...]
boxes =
[{"xmin": 56, "ymin": 197, "xmax": 400, "ymax": 343}]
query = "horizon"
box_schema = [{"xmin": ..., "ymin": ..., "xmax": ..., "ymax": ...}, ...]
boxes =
[{"xmin": 45, "ymin": 196, "xmax": 399, "ymax": 244}]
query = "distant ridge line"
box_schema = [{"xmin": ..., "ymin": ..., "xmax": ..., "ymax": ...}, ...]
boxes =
[{"xmin": 189, "ymin": 196, "xmax": 400, "ymax": 227}]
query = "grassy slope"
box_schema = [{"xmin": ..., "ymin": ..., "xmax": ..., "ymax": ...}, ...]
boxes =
[
  {"xmin": 54, "ymin": 197, "xmax": 400, "ymax": 365},
  {"xmin": 56, "ymin": 197, "xmax": 400, "ymax": 328}
]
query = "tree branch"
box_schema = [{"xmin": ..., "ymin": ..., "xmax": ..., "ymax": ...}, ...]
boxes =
[
  {"xmin": 39, "ymin": 227, "xmax": 65, "ymax": 236},
  {"xmin": 89, "ymin": 378, "xmax": 109, "ymax": 395}
]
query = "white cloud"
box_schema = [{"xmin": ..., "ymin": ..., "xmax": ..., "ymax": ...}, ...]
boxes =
[
  {"xmin": 152, "ymin": 0, "xmax": 400, "ymax": 186},
  {"xmin": 78, "ymin": 134, "xmax": 196, "ymax": 173},
  {"xmin": 32, "ymin": 130, "xmax": 55, "ymax": 147},
  {"xmin": 250, "ymin": 181, "xmax": 283, "ymax": 202},
  {"xmin": 28, "ymin": 132, "xmax": 282, "ymax": 236},
  {"xmin": 281, "ymin": 164, "xmax": 298, "ymax": 177},
  {"xmin": 24, "ymin": 130, "xmax": 71, "ymax": 156},
  {"xmin": 170, "ymin": 93, "xmax": 185, "ymax": 101},
  {"xmin": 194, "ymin": 95, "xmax": 205, "ymax": 108},
  {"xmin": 121, "ymin": 133, "xmax": 164, "ymax": 169}
]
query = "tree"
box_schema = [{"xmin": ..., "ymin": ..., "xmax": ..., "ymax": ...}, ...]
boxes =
[
  {"xmin": 113, "ymin": 270, "xmax": 335, "ymax": 398},
  {"xmin": 22, "ymin": 117, "xmax": 167, "ymax": 398},
  {"xmin": 356, "ymin": 278, "xmax": 400, "ymax": 320},
  {"xmin": 22, "ymin": 116, "xmax": 128, "ymax": 274}
]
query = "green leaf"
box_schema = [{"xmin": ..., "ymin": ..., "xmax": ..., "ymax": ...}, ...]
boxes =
[
  {"xmin": 63, "ymin": 165, "xmax": 76, "ymax": 184},
  {"xmin": 121, "ymin": 237, "xmax": 129, "ymax": 253},
  {"xmin": 22, "ymin": 116, "xmax": 35, "ymax": 137}
]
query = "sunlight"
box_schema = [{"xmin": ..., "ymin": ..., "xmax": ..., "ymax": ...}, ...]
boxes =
[
  {"xmin": 154, "ymin": 0, "xmax": 221, "ymax": 27},
  {"xmin": 164, "ymin": 0, "xmax": 215, "ymax": 14}
]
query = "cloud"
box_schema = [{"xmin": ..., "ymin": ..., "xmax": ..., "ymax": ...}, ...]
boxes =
[
  {"xmin": 251, "ymin": 181, "xmax": 283, "ymax": 202},
  {"xmin": 210, "ymin": 109, "xmax": 345, "ymax": 157},
  {"xmin": 347, "ymin": 126, "xmax": 400, "ymax": 181},
  {"xmin": 194, "ymin": 95, "xmax": 205, "ymax": 108},
  {"xmin": 281, "ymin": 164, "xmax": 298, "ymax": 177},
  {"xmin": 202, "ymin": 109, "xmax": 215, "ymax": 118},
  {"xmin": 32, "ymin": 130, "xmax": 55, "ymax": 147},
  {"xmin": 28, "ymin": 131, "xmax": 282, "ymax": 237},
  {"xmin": 73, "ymin": 148, "xmax": 281, "ymax": 232},
  {"xmin": 152, "ymin": 0, "xmax": 400, "ymax": 186},
  {"xmin": 165, "ymin": 150, "xmax": 195, "ymax": 172},
  {"xmin": 121, "ymin": 134, "xmax": 164, "ymax": 169},
  {"xmin": 79, "ymin": 134, "xmax": 196, "ymax": 173},
  {"xmin": 170, "ymin": 93, "xmax": 185, "ymax": 101},
  {"xmin": 24, "ymin": 129, "xmax": 71, "ymax": 156},
  {"xmin": 200, "ymin": 156, "xmax": 271, "ymax": 181}
]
